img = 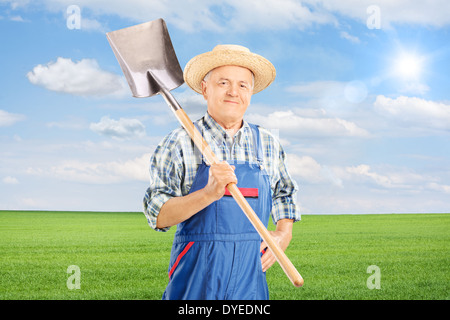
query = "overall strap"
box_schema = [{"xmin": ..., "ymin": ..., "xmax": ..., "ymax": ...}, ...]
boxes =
[{"xmin": 248, "ymin": 123, "xmax": 264, "ymax": 163}]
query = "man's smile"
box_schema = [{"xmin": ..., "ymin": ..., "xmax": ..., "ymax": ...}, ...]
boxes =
[{"xmin": 224, "ymin": 100, "xmax": 239, "ymax": 104}]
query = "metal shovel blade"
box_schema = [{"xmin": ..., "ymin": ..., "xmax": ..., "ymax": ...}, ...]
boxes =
[{"xmin": 106, "ymin": 18, "xmax": 184, "ymax": 98}]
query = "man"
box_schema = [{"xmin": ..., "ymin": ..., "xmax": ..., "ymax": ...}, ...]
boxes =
[{"xmin": 143, "ymin": 44, "xmax": 300, "ymax": 300}]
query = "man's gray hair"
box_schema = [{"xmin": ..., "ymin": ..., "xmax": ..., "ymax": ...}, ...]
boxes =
[{"xmin": 203, "ymin": 69, "xmax": 255, "ymax": 89}]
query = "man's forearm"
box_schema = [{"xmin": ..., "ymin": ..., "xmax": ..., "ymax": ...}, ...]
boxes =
[
  {"xmin": 275, "ymin": 218, "xmax": 294, "ymax": 237},
  {"xmin": 260, "ymin": 218, "xmax": 294, "ymax": 272},
  {"xmin": 156, "ymin": 188, "xmax": 215, "ymax": 229}
]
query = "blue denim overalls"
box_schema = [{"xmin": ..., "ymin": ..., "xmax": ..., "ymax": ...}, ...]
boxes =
[{"xmin": 162, "ymin": 123, "xmax": 272, "ymax": 300}]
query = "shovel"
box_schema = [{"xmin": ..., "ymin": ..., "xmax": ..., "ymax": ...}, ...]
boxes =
[{"xmin": 106, "ymin": 18, "xmax": 303, "ymax": 288}]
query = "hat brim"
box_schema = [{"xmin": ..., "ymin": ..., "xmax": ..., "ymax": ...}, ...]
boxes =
[{"xmin": 183, "ymin": 48, "xmax": 276, "ymax": 94}]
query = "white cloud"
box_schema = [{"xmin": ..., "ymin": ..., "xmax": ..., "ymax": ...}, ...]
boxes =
[
  {"xmin": 26, "ymin": 153, "xmax": 150, "ymax": 184},
  {"xmin": 0, "ymin": 109, "xmax": 26, "ymax": 127},
  {"xmin": 80, "ymin": 17, "xmax": 107, "ymax": 33},
  {"xmin": 19, "ymin": 197, "xmax": 50, "ymax": 209},
  {"xmin": 222, "ymin": 0, "xmax": 337, "ymax": 31},
  {"xmin": 285, "ymin": 152, "xmax": 450, "ymax": 194},
  {"xmin": 4, "ymin": 0, "xmax": 29, "ymax": 10},
  {"xmin": 374, "ymin": 95, "xmax": 450, "ymax": 131},
  {"xmin": 346, "ymin": 164, "xmax": 397, "ymax": 189},
  {"xmin": 340, "ymin": 31, "xmax": 360, "ymax": 43},
  {"xmin": 398, "ymin": 82, "xmax": 430, "ymax": 95},
  {"xmin": 287, "ymin": 81, "xmax": 345, "ymax": 98},
  {"xmin": 287, "ymin": 154, "xmax": 322, "ymax": 183},
  {"xmin": 10, "ymin": 15, "xmax": 26, "ymax": 22},
  {"xmin": 287, "ymin": 154, "xmax": 343, "ymax": 187},
  {"xmin": 39, "ymin": 0, "xmax": 450, "ymax": 32},
  {"xmin": 2, "ymin": 176, "xmax": 19, "ymax": 184},
  {"xmin": 290, "ymin": 156, "xmax": 450, "ymax": 196},
  {"xmin": 46, "ymin": 117, "xmax": 87, "ymax": 130},
  {"xmin": 247, "ymin": 110, "xmax": 369, "ymax": 138},
  {"xmin": 312, "ymin": 0, "xmax": 450, "ymax": 28},
  {"xmin": 289, "ymin": 155, "xmax": 450, "ymax": 214},
  {"xmin": 427, "ymin": 182, "xmax": 450, "ymax": 194},
  {"xmin": 36, "ymin": 0, "xmax": 336, "ymax": 32},
  {"xmin": 343, "ymin": 164, "xmax": 447, "ymax": 194},
  {"xmin": 90, "ymin": 116, "xmax": 146, "ymax": 140},
  {"xmin": 5, "ymin": 0, "xmax": 450, "ymax": 35},
  {"xmin": 286, "ymin": 80, "xmax": 369, "ymax": 105},
  {"xmin": 27, "ymin": 57, "xmax": 128, "ymax": 97}
]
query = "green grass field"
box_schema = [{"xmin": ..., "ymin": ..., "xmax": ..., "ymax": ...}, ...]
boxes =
[{"xmin": 0, "ymin": 211, "xmax": 448, "ymax": 300}]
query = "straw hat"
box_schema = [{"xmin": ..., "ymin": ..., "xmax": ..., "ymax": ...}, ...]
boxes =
[{"xmin": 183, "ymin": 44, "xmax": 276, "ymax": 94}]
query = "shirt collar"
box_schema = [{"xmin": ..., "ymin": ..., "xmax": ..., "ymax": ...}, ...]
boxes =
[{"xmin": 202, "ymin": 112, "xmax": 250, "ymax": 146}]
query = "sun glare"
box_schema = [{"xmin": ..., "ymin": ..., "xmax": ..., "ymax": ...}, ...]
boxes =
[{"xmin": 394, "ymin": 53, "xmax": 423, "ymax": 79}]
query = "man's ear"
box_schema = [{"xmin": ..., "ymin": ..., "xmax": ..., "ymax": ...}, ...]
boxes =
[{"xmin": 201, "ymin": 80, "xmax": 208, "ymax": 100}]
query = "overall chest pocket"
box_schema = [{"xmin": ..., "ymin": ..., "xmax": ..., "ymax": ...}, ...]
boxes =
[{"xmin": 216, "ymin": 190, "xmax": 260, "ymax": 234}]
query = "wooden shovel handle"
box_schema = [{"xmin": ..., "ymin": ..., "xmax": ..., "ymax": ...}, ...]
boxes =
[{"xmin": 174, "ymin": 108, "xmax": 304, "ymax": 287}]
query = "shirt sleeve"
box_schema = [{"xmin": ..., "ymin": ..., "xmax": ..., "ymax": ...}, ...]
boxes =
[
  {"xmin": 143, "ymin": 130, "xmax": 184, "ymax": 232},
  {"xmin": 269, "ymin": 139, "xmax": 301, "ymax": 225}
]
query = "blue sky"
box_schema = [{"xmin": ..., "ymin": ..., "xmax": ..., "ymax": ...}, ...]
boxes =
[{"xmin": 1, "ymin": 0, "xmax": 449, "ymax": 214}]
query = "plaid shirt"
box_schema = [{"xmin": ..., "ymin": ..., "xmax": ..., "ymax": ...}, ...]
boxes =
[{"xmin": 143, "ymin": 112, "xmax": 300, "ymax": 232}]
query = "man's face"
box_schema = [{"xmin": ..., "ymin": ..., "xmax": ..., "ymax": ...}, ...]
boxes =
[{"xmin": 201, "ymin": 65, "xmax": 253, "ymax": 127}]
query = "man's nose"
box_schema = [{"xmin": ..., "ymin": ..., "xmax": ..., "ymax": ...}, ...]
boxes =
[{"xmin": 227, "ymin": 83, "xmax": 239, "ymax": 96}]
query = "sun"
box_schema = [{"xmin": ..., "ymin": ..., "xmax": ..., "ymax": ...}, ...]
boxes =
[{"xmin": 394, "ymin": 53, "xmax": 423, "ymax": 79}]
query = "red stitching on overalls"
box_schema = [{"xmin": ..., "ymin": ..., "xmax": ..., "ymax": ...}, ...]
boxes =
[{"xmin": 168, "ymin": 241, "xmax": 195, "ymax": 279}]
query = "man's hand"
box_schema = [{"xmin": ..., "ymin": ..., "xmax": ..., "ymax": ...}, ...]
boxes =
[
  {"xmin": 203, "ymin": 161, "xmax": 237, "ymax": 201},
  {"xmin": 260, "ymin": 219, "xmax": 294, "ymax": 272},
  {"xmin": 157, "ymin": 161, "xmax": 237, "ymax": 229}
]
